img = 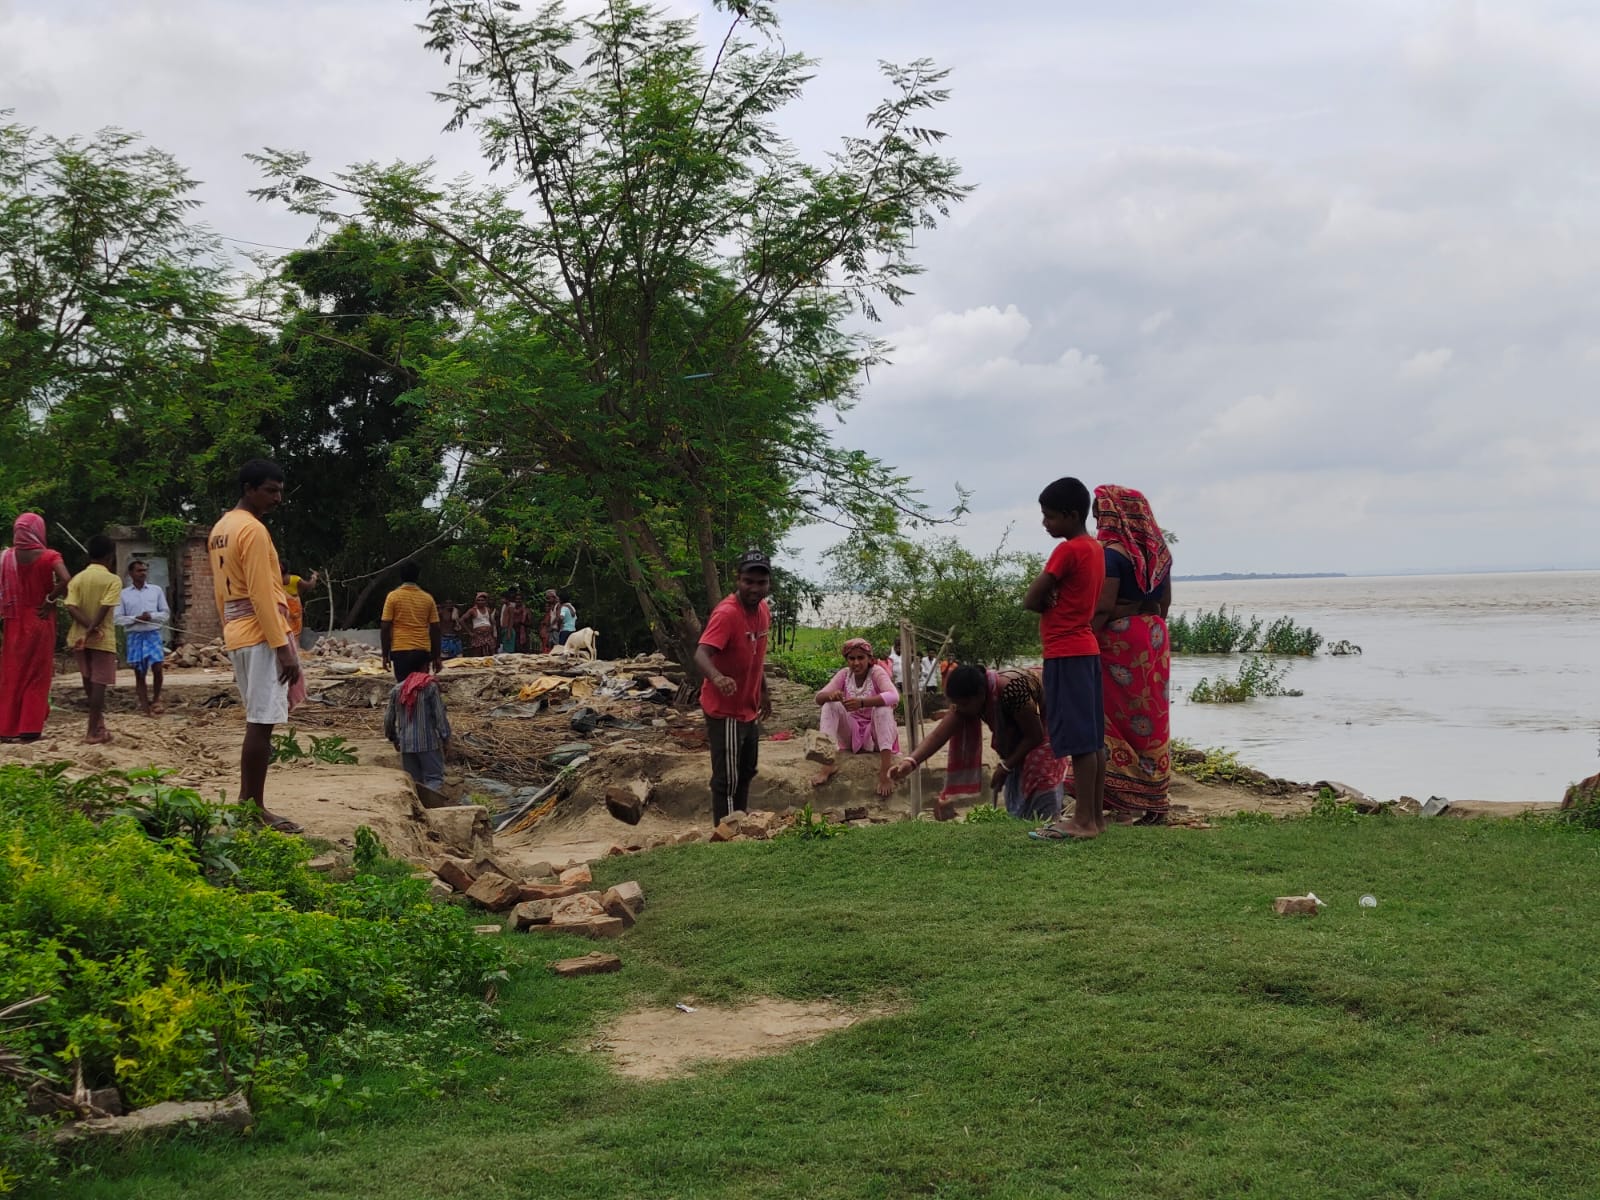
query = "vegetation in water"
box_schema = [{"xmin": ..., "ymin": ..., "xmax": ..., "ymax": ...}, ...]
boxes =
[
  {"xmin": 1169, "ymin": 606, "xmax": 1325, "ymax": 656},
  {"xmin": 1188, "ymin": 657, "xmax": 1303, "ymax": 703}
]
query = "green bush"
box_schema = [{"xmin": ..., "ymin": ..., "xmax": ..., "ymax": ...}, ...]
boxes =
[
  {"xmin": 1169, "ymin": 606, "xmax": 1324, "ymax": 656},
  {"xmin": 1559, "ymin": 779, "xmax": 1600, "ymax": 829},
  {"xmin": 0, "ymin": 762, "xmax": 505, "ymax": 1170},
  {"xmin": 1188, "ymin": 657, "xmax": 1303, "ymax": 703}
]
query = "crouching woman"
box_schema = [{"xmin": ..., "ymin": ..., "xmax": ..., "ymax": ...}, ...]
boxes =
[{"xmin": 812, "ymin": 638, "xmax": 901, "ymax": 797}]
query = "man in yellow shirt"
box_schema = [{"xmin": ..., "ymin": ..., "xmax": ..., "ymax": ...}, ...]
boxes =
[
  {"xmin": 64, "ymin": 534, "xmax": 124, "ymax": 745},
  {"xmin": 209, "ymin": 459, "xmax": 303, "ymax": 834},
  {"xmin": 380, "ymin": 561, "xmax": 442, "ymax": 681}
]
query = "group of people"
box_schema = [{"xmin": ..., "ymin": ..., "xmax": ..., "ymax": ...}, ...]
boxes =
[
  {"xmin": 442, "ymin": 589, "xmax": 577, "ymax": 658},
  {"xmin": 698, "ymin": 479, "xmax": 1172, "ymax": 837}
]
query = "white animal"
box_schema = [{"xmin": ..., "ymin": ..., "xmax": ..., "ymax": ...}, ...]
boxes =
[{"xmin": 556, "ymin": 627, "xmax": 599, "ymax": 661}]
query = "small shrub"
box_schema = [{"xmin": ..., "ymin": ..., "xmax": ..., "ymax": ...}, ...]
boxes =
[
  {"xmin": 1308, "ymin": 787, "xmax": 1361, "ymax": 824},
  {"xmin": 270, "ymin": 729, "xmax": 307, "ymax": 763},
  {"xmin": 963, "ymin": 804, "xmax": 1019, "ymax": 824},
  {"xmin": 1169, "ymin": 606, "xmax": 1325, "ymax": 656},
  {"xmin": 1172, "ymin": 742, "xmax": 1254, "ymax": 785},
  {"xmin": 1559, "ymin": 779, "xmax": 1600, "ymax": 830},
  {"xmin": 1219, "ymin": 809, "xmax": 1276, "ymax": 827},
  {"xmin": 783, "ymin": 803, "xmax": 844, "ymax": 841},
  {"xmin": 1189, "ymin": 658, "xmax": 1303, "ymax": 703},
  {"xmin": 309, "ymin": 735, "xmax": 358, "ymax": 765}
]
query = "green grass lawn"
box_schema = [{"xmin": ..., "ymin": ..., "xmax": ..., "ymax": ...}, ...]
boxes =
[{"xmin": 60, "ymin": 815, "xmax": 1600, "ymax": 1199}]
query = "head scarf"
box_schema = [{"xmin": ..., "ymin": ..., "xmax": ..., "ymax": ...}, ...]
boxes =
[
  {"xmin": 841, "ymin": 637, "xmax": 873, "ymax": 659},
  {"xmin": 1094, "ymin": 485, "xmax": 1172, "ymax": 595},
  {"xmin": 1, "ymin": 514, "xmax": 49, "ymax": 621}
]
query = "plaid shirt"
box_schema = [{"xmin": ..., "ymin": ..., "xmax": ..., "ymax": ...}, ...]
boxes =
[{"xmin": 383, "ymin": 681, "xmax": 451, "ymax": 753}]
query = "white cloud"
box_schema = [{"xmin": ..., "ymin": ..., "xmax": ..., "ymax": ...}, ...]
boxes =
[{"xmin": 1397, "ymin": 348, "xmax": 1454, "ymax": 381}]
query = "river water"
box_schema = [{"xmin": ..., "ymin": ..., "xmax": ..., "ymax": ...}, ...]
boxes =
[{"xmin": 1168, "ymin": 572, "xmax": 1599, "ymax": 804}]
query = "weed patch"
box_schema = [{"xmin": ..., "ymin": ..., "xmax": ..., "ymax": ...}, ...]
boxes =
[
  {"xmin": 1170, "ymin": 605, "xmax": 1326, "ymax": 655},
  {"xmin": 1188, "ymin": 656, "xmax": 1304, "ymax": 702}
]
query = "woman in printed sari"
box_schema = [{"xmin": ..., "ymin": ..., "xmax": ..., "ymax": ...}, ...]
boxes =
[
  {"xmin": 812, "ymin": 638, "xmax": 901, "ymax": 797},
  {"xmin": 890, "ymin": 664, "xmax": 1065, "ymax": 822},
  {"xmin": 0, "ymin": 514, "xmax": 71, "ymax": 742},
  {"xmin": 1090, "ymin": 485, "xmax": 1173, "ymax": 824}
]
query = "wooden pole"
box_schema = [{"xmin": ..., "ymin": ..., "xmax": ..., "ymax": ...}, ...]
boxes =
[{"xmin": 900, "ymin": 619, "xmax": 922, "ymax": 818}]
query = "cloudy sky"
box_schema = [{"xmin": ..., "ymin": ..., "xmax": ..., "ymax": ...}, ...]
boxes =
[{"xmin": 7, "ymin": 0, "xmax": 1599, "ymax": 575}]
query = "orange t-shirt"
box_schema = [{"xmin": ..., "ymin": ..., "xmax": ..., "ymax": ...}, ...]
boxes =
[
  {"xmin": 381, "ymin": 584, "xmax": 440, "ymax": 652},
  {"xmin": 208, "ymin": 509, "xmax": 289, "ymax": 650}
]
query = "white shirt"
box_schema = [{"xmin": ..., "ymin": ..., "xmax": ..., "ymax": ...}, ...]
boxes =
[
  {"xmin": 889, "ymin": 650, "xmax": 902, "ymax": 685},
  {"xmin": 116, "ymin": 582, "xmax": 170, "ymax": 633}
]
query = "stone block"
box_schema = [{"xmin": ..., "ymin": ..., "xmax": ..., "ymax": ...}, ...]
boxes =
[
  {"xmin": 599, "ymin": 888, "xmax": 638, "ymax": 928},
  {"xmin": 608, "ymin": 880, "xmax": 645, "ymax": 912},
  {"xmin": 559, "ymin": 864, "xmax": 593, "ymax": 885},
  {"xmin": 803, "ymin": 729, "xmax": 837, "ymax": 765},
  {"xmin": 532, "ymin": 915, "xmax": 625, "ymax": 940},
  {"xmin": 511, "ymin": 899, "xmax": 560, "ymax": 930},
  {"xmin": 1273, "ymin": 896, "xmax": 1319, "ymax": 917},
  {"xmin": 465, "ymin": 872, "xmax": 522, "ymax": 912},
  {"xmin": 843, "ymin": 806, "xmax": 869, "ymax": 823},
  {"xmin": 518, "ymin": 881, "xmax": 586, "ymax": 902},
  {"xmin": 423, "ymin": 805, "xmax": 493, "ymax": 857},
  {"xmin": 549, "ymin": 952, "xmax": 623, "ymax": 977},
  {"xmin": 605, "ymin": 779, "xmax": 653, "ymax": 825},
  {"xmin": 674, "ymin": 830, "xmax": 702, "ymax": 845},
  {"xmin": 427, "ymin": 879, "xmax": 456, "ymax": 901},
  {"xmin": 473, "ymin": 924, "xmax": 503, "ymax": 936},
  {"xmin": 434, "ymin": 857, "xmax": 478, "ymax": 893}
]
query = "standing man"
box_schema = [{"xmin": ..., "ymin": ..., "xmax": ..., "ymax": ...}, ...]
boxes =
[
  {"xmin": 116, "ymin": 559, "xmax": 170, "ymax": 716},
  {"xmin": 693, "ymin": 550, "xmax": 773, "ymax": 826},
  {"xmin": 380, "ymin": 561, "xmax": 442, "ymax": 681},
  {"xmin": 209, "ymin": 459, "xmax": 303, "ymax": 835},
  {"xmin": 64, "ymin": 535, "xmax": 124, "ymax": 745},
  {"xmin": 555, "ymin": 592, "xmax": 578, "ymax": 646}
]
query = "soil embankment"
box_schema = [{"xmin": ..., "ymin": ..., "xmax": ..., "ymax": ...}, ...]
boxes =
[{"xmin": 1, "ymin": 646, "xmax": 1560, "ymax": 871}]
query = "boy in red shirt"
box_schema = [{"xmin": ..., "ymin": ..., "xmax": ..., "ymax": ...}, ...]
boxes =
[
  {"xmin": 693, "ymin": 550, "xmax": 773, "ymax": 826},
  {"xmin": 1023, "ymin": 476, "xmax": 1107, "ymax": 839}
]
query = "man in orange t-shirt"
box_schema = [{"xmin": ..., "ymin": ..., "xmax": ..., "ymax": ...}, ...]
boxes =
[
  {"xmin": 1023, "ymin": 476, "xmax": 1107, "ymax": 841},
  {"xmin": 209, "ymin": 459, "xmax": 303, "ymax": 834},
  {"xmin": 380, "ymin": 560, "xmax": 442, "ymax": 681}
]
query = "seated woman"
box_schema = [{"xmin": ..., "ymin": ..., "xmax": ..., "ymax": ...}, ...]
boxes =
[
  {"xmin": 812, "ymin": 638, "xmax": 901, "ymax": 797},
  {"xmin": 890, "ymin": 664, "xmax": 1065, "ymax": 822},
  {"xmin": 1090, "ymin": 484, "xmax": 1174, "ymax": 825}
]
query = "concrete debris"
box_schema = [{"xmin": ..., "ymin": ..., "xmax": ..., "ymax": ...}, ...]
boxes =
[
  {"xmin": 803, "ymin": 729, "xmax": 837, "ymax": 765},
  {"xmin": 548, "ymin": 952, "xmax": 622, "ymax": 977},
  {"xmin": 1273, "ymin": 896, "xmax": 1320, "ymax": 916},
  {"xmin": 55, "ymin": 1092, "xmax": 253, "ymax": 1143},
  {"xmin": 464, "ymin": 872, "xmax": 522, "ymax": 912}
]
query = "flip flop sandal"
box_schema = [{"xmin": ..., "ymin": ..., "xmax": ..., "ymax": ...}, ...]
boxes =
[
  {"xmin": 1028, "ymin": 822, "xmax": 1090, "ymax": 841},
  {"xmin": 267, "ymin": 818, "xmax": 306, "ymax": 835}
]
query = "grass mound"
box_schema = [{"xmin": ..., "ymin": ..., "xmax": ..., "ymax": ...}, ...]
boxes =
[{"xmin": 58, "ymin": 807, "xmax": 1600, "ymax": 1199}]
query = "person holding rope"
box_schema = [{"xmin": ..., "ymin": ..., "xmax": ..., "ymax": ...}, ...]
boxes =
[{"xmin": 116, "ymin": 559, "xmax": 170, "ymax": 716}]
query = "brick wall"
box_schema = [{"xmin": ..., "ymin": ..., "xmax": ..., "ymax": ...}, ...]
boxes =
[{"xmin": 180, "ymin": 533, "xmax": 220, "ymax": 646}]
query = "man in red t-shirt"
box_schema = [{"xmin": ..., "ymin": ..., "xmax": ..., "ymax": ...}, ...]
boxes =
[
  {"xmin": 693, "ymin": 549, "xmax": 774, "ymax": 825},
  {"xmin": 1023, "ymin": 476, "xmax": 1107, "ymax": 840}
]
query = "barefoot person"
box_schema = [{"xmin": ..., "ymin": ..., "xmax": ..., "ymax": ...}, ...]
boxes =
[
  {"xmin": 209, "ymin": 459, "xmax": 304, "ymax": 834},
  {"xmin": 812, "ymin": 637, "xmax": 900, "ymax": 797},
  {"xmin": 0, "ymin": 514, "xmax": 70, "ymax": 743},
  {"xmin": 116, "ymin": 559, "xmax": 170, "ymax": 715},
  {"xmin": 1022, "ymin": 476, "xmax": 1107, "ymax": 840},
  {"xmin": 890, "ymin": 664, "xmax": 1065, "ymax": 821},
  {"xmin": 1092, "ymin": 485, "xmax": 1174, "ymax": 825},
  {"xmin": 64, "ymin": 536, "xmax": 124, "ymax": 745},
  {"xmin": 693, "ymin": 550, "xmax": 773, "ymax": 827},
  {"xmin": 465, "ymin": 592, "xmax": 498, "ymax": 656}
]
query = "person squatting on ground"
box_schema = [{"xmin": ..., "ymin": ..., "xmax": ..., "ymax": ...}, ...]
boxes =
[
  {"xmin": 64, "ymin": 535, "xmax": 123, "ymax": 746},
  {"xmin": 209, "ymin": 458, "xmax": 305, "ymax": 834},
  {"xmin": 891, "ymin": 664, "xmax": 1066, "ymax": 822},
  {"xmin": 812, "ymin": 637, "xmax": 900, "ymax": 797},
  {"xmin": 384, "ymin": 669, "xmax": 451, "ymax": 793},
  {"xmin": 1092, "ymin": 484, "xmax": 1175, "ymax": 825},
  {"xmin": 1023, "ymin": 476, "xmax": 1107, "ymax": 840},
  {"xmin": 0, "ymin": 514, "xmax": 70, "ymax": 743},
  {"xmin": 380, "ymin": 561, "xmax": 442, "ymax": 682},
  {"xmin": 694, "ymin": 549, "xmax": 773, "ymax": 826},
  {"xmin": 116, "ymin": 559, "xmax": 170, "ymax": 716}
]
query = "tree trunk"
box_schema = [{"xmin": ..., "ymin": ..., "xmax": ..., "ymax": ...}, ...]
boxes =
[
  {"xmin": 607, "ymin": 495, "xmax": 705, "ymax": 671},
  {"xmin": 690, "ymin": 500, "xmax": 723, "ymax": 611},
  {"xmin": 340, "ymin": 574, "xmax": 387, "ymax": 628}
]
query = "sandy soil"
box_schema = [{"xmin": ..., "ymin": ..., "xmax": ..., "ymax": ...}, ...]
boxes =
[
  {"xmin": 597, "ymin": 998, "xmax": 883, "ymax": 1080},
  {"xmin": 3, "ymin": 655, "xmax": 1559, "ymax": 873}
]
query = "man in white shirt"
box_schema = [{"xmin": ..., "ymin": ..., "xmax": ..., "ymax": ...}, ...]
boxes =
[
  {"xmin": 922, "ymin": 654, "xmax": 938, "ymax": 690},
  {"xmin": 115, "ymin": 560, "xmax": 170, "ymax": 715},
  {"xmin": 889, "ymin": 647, "xmax": 903, "ymax": 686}
]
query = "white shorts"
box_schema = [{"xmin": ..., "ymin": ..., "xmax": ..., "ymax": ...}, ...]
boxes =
[{"xmin": 230, "ymin": 642, "xmax": 290, "ymax": 726}]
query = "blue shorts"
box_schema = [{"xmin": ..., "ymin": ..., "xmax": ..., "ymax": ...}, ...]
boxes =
[{"xmin": 1043, "ymin": 654, "xmax": 1104, "ymax": 758}]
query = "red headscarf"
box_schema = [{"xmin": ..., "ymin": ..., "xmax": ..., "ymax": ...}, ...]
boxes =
[
  {"xmin": 1094, "ymin": 485, "xmax": 1172, "ymax": 594},
  {"xmin": 0, "ymin": 514, "xmax": 49, "ymax": 621}
]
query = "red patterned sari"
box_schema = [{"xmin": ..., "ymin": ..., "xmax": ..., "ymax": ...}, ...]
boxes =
[{"xmin": 1099, "ymin": 614, "xmax": 1171, "ymax": 821}]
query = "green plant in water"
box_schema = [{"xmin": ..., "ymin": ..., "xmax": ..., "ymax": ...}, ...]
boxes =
[
  {"xmin": 1259, "ymin": 615, "xmax": 1324, "ymax": 656},
  {"xmin": 1189, "ymin": 657, "xmax": 1303, "ymax": 703},
  {"xmin": 1169, "ymin": 606, "xmax": 1326, "ymax": 656}
]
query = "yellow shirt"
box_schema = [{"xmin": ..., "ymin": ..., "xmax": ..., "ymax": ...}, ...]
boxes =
[
  {"xmin": 208, "ymin": 508, "xmax": 289, "ymax": 650},
  {"xmin": 284, "ymin": 574, "xmax": 303, "ymax": 597},
  {"xmin": 66, "ymin": 563, "xmax": 124, "ymax": 653},
  {"xmin": 381, "ymin": 584, "xmax": 440, "ymax": 652}
]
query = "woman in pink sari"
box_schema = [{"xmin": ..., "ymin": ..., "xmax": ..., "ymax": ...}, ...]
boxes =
[
  {"xmin": 812, "ymin": 637, "xmax": 901, "ymax": 797},
  {"xmin": 0, "ymin": 514, "xmax": 70, "ymax": 742}
]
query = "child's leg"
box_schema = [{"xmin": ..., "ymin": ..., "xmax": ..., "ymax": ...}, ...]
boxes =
[
  {"xmin": 84, "ymin": 681, "xmax": 109, "ymax": 742},
  {"xmin": 133, "ymin": 667, "xmax": 150, "ymax": 714},
  {"xmin": 1065, "ymin": 753, "xmax": 1100, "ymax": 836}
]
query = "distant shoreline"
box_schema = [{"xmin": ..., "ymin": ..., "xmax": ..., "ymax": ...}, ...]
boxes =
[{"xmin": 1176, "ymin": 572, "xmax": 1347, "ymax": 582}]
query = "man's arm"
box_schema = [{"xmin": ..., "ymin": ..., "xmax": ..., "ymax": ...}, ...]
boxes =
[
  {"xmin": 693, "ymin": 642, "xmax": 736, "ymax": 696},
  {"xmin": 430, "ymin": 621, "xmax": 442, "ymax": 671},
  {"xmin": 380, "ymin": 621, "xmax": 394, "ymax": 666},
  {"xmin": 113, "ymin": 590, "xmax": 138, "ymax": 628},
  {"xmin": 1022, "ymin": 567, "xmax": 1058, "ymax": 614}
]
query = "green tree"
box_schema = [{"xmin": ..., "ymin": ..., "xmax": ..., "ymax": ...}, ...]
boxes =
[
  {"xmin": 826, "ymin": 534, "xmax": 1044, "ymax": 667},
  {"xmin": 251, "ymin": 0, "xmax": 971, "ymax": 666}
]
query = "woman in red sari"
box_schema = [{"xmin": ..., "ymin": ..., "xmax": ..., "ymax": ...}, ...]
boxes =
[
  {"xmin": 1090, "ymin": 486, "xmax": 1173, "ymax": 823},
  {"xmin": 0, "ymin": 514, "xmax": 70, "ymax": 742}
]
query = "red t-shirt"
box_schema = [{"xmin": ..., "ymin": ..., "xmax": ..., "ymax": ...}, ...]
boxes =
[
  {"xmin": 1040, "ymin": 534, "xmax": 1105, "ymax": 658},
  {"xmin": 698, "ymin": 594, "xmax": 771, "ymax": 722}
]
